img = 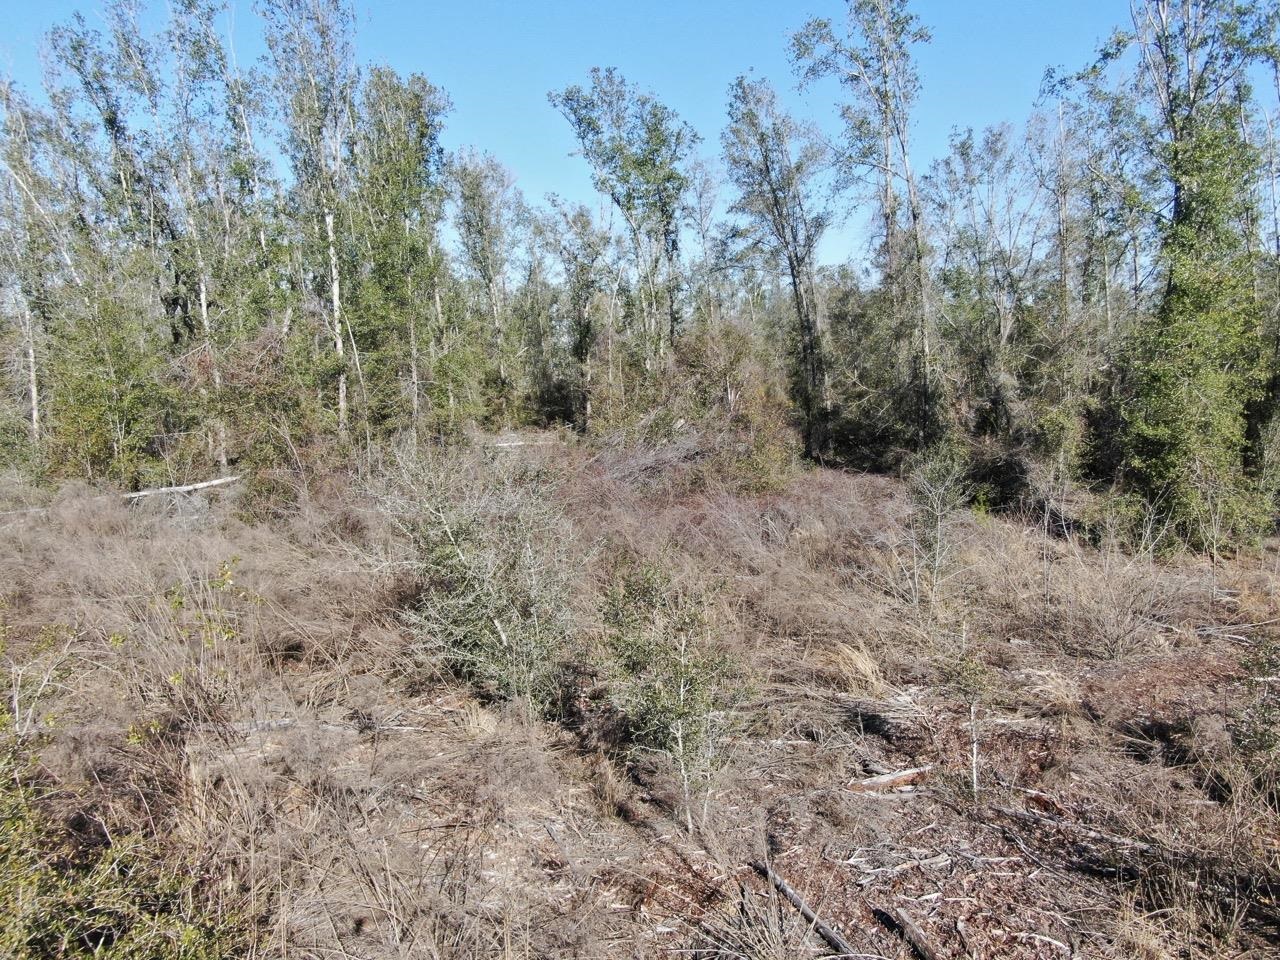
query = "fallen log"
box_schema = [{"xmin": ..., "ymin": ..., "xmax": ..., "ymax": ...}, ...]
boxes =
[
  {"xmin": 1, "ymin": 475, "xmax": 242, "ymax": 520},
  {"xmin": 893, "ymin": 907, "xmax": 943, "ymax": 960},
  {"xmin": 123, "ymin": 475, "xmax": 242, "ymax": 499},
  {"xmin": 849, "ymin": 764, "xmax": 933, "ymax": 792}
]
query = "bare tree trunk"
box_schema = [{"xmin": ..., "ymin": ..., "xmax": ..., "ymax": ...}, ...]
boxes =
[
  {"xmin": 325, "ymin": 209, "xmax": 348, "ymax": 438},
  {"xmin": 408, "ymin": 310, "xmax": 420, "ymax": 435},
  {"xmin": 901, "ymin": 147, "xmax": 935, "ymax": 445},
  {"xmin": 405, "ymin": 220, "xmax": 421, "ymax": 440},
  {"xmin": 196, "ymin": 273, "xmax": 228, "ymax": 470},
  {"xmin": 786, "ymin": 250, "xmax": 827, "ymax": 459},
  {"xmin": 1101, "ymin": 240, "xmax": 1114, "ymax": 336},
  {"xmin": 25, "ymin": 322, "xmax": 40, "ymax": 444},
  {"xmin": 1055, "ymin": 108, "xmax": 1076, "ymax": 423},
  {"xmin": 1056, "ymin": 109, "xmax": 1073, "ymax": 331},
  {"xmin": 608, "ymin": 265, "xmax": 622, "ymax": 400}
]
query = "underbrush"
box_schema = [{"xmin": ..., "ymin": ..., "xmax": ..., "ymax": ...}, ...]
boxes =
[
  {"xmin": 375, "ymin": 447, "xmax": 747, "ymax": 830},
  {"xmin": 588, "ymin": 325, "xmax": 799, "ymax": 494},
  {"xmin": 0, "ymin": 750, "xmax": 239, "ymax": 960},
  {"xmin": 378, "ymin": 449, "xmax": 586, "ymax": 716},
  {"xmin": 3, "ymin": 437, "xmax": 1280, "ymax": 957},
  {"xmin": 601, "ymin": 562, "xmax": 742, "ymax": 830}
]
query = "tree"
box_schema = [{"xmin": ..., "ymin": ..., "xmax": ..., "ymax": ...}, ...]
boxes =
[
  {"xmin": 1107, "ymin": 0, "xmax": 1277, "ymax": 543},
  {"xmin": 547, "ymin": 197, "xmax": 609, "ymax": 426},
  {"xmin": 722, "ymin": 76, "xmax": 831, "ymax": 458},
  {"xmin": 927, "ymin": 124, "xmax": 1047, "ymax": 445},
  {"xmin": 261, "ymin": 0, "xmax": 358, "ymax": 441},
  {"xmin": 452, "ymin": 149, "xmax": 520, "ymax": 417},
  {"xmin": 350, "ymin": 66, "xmax": 450, "ymax": 440},
  {"xmin": 794, "ymin": 0, "xmax": 943, "ymax": 449},
  {"xmin": 550, "ymin": 68, "xmax": 698, "ymax": 367}
]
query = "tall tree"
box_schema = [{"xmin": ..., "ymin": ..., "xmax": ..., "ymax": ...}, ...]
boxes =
[
  {"xmin": 1108, "ymin": 0, "xmax": 1277, "ymax": 543},
  {"xmin": 351, "ymin": 66, "xmax": 449, "ymax": 439},
  {"xmin": 452, "ymin": 149, "xmax": 520, "ymax": 414},
  {"xmin": 928, "ymin": 123, "xmax": 1049, "ymax": 445},
  {"xmin": 262, "ymin": 0, "xmax": 358, "ymax": 440},
  {"xmin": 723, "ymin": 76, "xmax": 831, "ymax": 458},
  {"xmin": 550, "ymin": 68, "xmax": 698, "ymax": 367},
  {"xmin": 547, "ymin": 197, "xmax": 609, "ymax": 427},
  {"xmin": 794, "ymin": 0, "xmax": 942, "ymax": 448}
]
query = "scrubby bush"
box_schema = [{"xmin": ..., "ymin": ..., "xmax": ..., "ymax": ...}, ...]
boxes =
[
  {"xmin": 383, "ymin": 448, "xmax": 587, "ymax": 717},
  {"xmin": 903, "ymin": 444, "xmax": 972, "ymax": 605},
  {"xmin": 589, "ymin": 325, "xmax": 798, "ymax": 493},
  {"xmin": 601, "ymin": 563, "xmax": 738, "ymax": 829},
  {"xmin": 1236, "ymin": 638, "xmax": 1280, "ymax": 768},
  {"xmin": 0, "ymin": 751, "xmax": 238, "ymax": 959}
]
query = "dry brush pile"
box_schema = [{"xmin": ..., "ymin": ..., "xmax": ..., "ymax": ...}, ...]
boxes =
[{"xmin": 1, "ymin": 438, "xmax": 1279, "ymax": 958}]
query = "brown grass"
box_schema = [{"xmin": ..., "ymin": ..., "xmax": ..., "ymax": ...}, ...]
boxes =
[{"xmin": 2, "ymin": 436, "xmax": 1278, "ymax": 957}]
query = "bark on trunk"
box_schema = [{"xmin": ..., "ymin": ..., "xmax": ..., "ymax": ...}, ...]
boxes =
[{"xmin": 325, "ymin": 209, "xmax": 348, "ymax": 438}]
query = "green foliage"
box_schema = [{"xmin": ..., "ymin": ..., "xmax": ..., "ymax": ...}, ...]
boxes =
[
  {"xmin": 550, "ymin": 67, "xmax": 697, "ymax": 250},
  {"xmin": 823, "ymin": 280, "xmax": 918, "ymax": 469},
  {"xmin": 3, "ymin": 0, "xmax": 1279, "ymax": 565},
  {"xmin": 394, "ymin": 453, "xmax": 583, "ymax": 716},
  {"xmin": 1082, "ymin": 1, "xmax": 1280, "ymax": 549},
  {"xmin": 550, "ymin": 68, "xmax": 698, "ymax": 358},
  {"xmin": 1236, "ymin": 637, "xmax": 1280, "ymax": 762},
  {"xmin": 43, "ymin": 297, "xmax": 191, "ymax": 488},
  {"xmin": 0, "ymin": 402, "xmax": 34, "ymax": 472},
  {"xmin": 601, "ymin": 564, "xmax": 735, "ymax": 781},
  {"xmin": 723, "ymin": 75, "xmax": 831, "ymax": 458},
  {"xmin": 1115, "ymin": 110, "xmax": 1268, "ymax": 547},
  {"xmin": 591, "ymin": 325, "xmax": 798, "ymax": 492},
  {"xmin": 0, "ymin": 753, "xmax": 239, "ymax": 959},
  {"xmin": 348, "ymin": 67, "xmax": 452, "ymax": 439}
]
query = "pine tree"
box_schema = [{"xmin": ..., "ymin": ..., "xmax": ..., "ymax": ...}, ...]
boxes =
[{"xmin": 1112, "ymin": 0, "xmax": 1275, "ymax": 544}]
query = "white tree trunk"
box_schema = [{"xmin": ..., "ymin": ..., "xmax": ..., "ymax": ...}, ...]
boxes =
[
  {"xmin": 25, "ymin": 334, "xmax": 40, "ymax": 444},
  {"xmin": 325, "ymin": 209, "xmax": 348, "ymax": 437}
]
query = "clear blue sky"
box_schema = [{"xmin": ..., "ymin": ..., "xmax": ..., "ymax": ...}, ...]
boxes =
[{"xmin": 2, "ymin": 0, "xmax": 1126, "ymax": 263}]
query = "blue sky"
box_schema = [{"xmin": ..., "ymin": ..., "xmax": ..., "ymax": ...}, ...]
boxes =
[{"xmin": 2, "ymin": 0, "xmax": 1127, "ymax": 263}]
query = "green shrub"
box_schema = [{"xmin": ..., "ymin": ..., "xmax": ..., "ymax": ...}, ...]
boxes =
[
  {"xmin": 387, "ymin": 450, "xmax": 585, "ymax": 717},
  {"xmin": 589, "ymin": 325, "xmax": 799, "ymax": 493},
  {"xmin": 1236, "ymin": 638, "xmax": 1280, "ymax": 763},
  {"xmin": 0, "ymin": 752, "xmax": 238, "ymax": 960},
  {"xmin": 902, "ymin": 444, "xmax": 972, "ymax": 605},
  {"xmin": 601, "ymin": 563, "xmax": 738, "ymax": 828}
]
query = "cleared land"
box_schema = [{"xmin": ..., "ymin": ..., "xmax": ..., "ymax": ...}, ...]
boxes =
[{"xmin": 1, "ymin": 438, "xmax": 1278, "ymax": 958}]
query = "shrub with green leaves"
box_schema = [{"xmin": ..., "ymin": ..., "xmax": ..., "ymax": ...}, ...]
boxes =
[
  {"xmin": 590, "ymin": 326, "xmax": 799, "ymax": 493},
  {"xmin": 601, "ymin": 564, "xmax": 737, "ymax": 827},
  {"xmin": 902, "ymin": 444, "xmax": 972, "ymax": 605},
  {"xmin": 1111, "ymin": 97, "xmax": 1268, "ymax": 549},
  {"xmin": 0, "ymin": 753, "xmax": 238, "ymax": 960},
  {"xmin": 1236, "ymin": 638, "xmax": 1280, "ymax": 765},
  {"xmin": 386, "ymin": 450, "xmax": 584, "ymax": 717}
]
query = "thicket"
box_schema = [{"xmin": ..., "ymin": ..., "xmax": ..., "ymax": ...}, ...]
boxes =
[
  {"xmin": 0, "ymin": 751, "xmax": 238, "ymax": 960},
  {"xmin": 2, "ymin": 0, "xmax": 1279, "ymax": 547}
]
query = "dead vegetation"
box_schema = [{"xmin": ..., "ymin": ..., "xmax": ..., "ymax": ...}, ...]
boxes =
[{"xmin": 1, "ymin": 437, "xmax": 1279, "ymax": 958}]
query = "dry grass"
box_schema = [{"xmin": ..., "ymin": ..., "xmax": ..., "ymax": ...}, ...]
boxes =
[{"xmin": 1, "ymin": 437, "xmax": 1279, "ymax": 957}]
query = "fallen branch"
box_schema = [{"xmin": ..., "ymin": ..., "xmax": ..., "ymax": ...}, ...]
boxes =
[
  {"xmin": 853, "ymin": 853, "xmax": 951, "ymax": 887},
  {"xmin": 849, "ymin": 765, "xmax": 933, "ymax": 792},
  {"xmin": 893, "ymin": 907, "xmax": 943, "ymax": 960},
  {"xmin": 1, "ymin": 475, "xmax": 242, "ymax": 520},
  {"xmin": 749, "ymin": 860, "xmax": 857, "ymax": 957},
  {"xmin": 123, "ymin": 475, "xmax": 243, "ymax": 499},
  {"xmin": 994, "ymin": 805, "xmax": 1161, "ymax": 857}
]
